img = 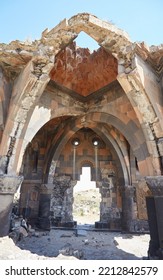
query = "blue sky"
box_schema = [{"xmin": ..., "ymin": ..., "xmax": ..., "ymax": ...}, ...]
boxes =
[{"xmin": 0, "ymin": 0, "xmax": 162, "ymax": 49}]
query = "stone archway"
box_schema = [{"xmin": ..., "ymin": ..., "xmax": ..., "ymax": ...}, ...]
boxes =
[{"xmin": 43, "ymin": 127, "xmax": 125, "ymax": 231}]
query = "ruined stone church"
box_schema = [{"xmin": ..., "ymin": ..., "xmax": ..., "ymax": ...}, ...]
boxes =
[{"xmin": 0, "ymin": 13, "xmax": 163, "ymax": 258}]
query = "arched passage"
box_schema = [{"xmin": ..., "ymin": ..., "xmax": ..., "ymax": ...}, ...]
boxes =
[
  {"xmin": 17, "ymin": 99, "xmax": 152, "ymax": 232},
  {"xmin": 44, "ymin": 126, "xmax": 124, "ymax": 230}
]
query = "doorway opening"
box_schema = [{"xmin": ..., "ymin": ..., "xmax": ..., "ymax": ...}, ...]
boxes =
[{"xmin": 73, "ymin": 167, "xmax": 101, "ymax": 226}]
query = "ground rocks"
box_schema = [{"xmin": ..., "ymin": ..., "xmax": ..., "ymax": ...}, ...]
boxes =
[
  {"xmin": 0, "ymin": 229, "xmax": 150, "ymax": 260},
  {"xmin": 59, "ymin": 243, "xmax": 83, "ymax": 259}
]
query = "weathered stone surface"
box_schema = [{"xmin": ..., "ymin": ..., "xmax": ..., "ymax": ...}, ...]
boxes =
[
  {"xmin": 0, "ymin": 156, "xmax": 8, "ymax": 175},
  {"xmin": 59, "ymin": 243, "xmax": 83, "ymax": 259},
  {"xmin": 50, "ymin": 43, "xmax": 117, "ymax": 96},
  {"xmin": 0, "ymin": 175, "xmax": 23, "ymax": 194},
  {"xmin": 145, "ymin": 176, "xmax": 163, "ymax": 195},
  {"xmin": 50, "ymin": 175, "xmax": 74, "ymax": 224},
  {"xmin": 0, "ymin": 175, "xmax": 23, "ymax": 236}
]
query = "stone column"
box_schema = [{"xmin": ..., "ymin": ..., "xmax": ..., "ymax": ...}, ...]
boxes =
[
  {"xmin": 146, "ymin": 176, "xmax": 163, "ymax": 259},
  {"xmin": 50, "ymin": 176, "xmax": 76, "ymax": 228},
  {"xmin": 0, "ymin": 175, "xmax": 23, "ymax": 237},
  {"xmin": 121, "ymin": 185, "xmax": 135, "ymax": 232}
]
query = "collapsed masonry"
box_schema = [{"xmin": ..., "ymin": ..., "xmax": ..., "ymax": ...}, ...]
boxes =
[{"xmin": 0, "ymin": 13, "xmax": 163, "ymax": 258}]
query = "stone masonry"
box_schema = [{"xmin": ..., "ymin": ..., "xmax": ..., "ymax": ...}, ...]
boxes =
[{"xmin": 0, "ymin": 13, "xmax": 163, "ymax": 258}]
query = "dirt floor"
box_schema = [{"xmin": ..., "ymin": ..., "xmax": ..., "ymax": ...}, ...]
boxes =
[
  {"xmin": 0, "ymin": 226, "xmax": 150, "ymax": 260},
  {"xmin": 0, "ymin": 188, "xmax": 150, "ymax": 260}
]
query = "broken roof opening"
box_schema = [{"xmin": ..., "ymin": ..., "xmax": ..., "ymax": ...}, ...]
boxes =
[{"xmin": 75, "ymin": 31, "xmax": 99, "ymax": 52}]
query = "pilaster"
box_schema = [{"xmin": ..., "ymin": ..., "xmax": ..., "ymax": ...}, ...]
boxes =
[{"xmin": 121, "ymin": 185, "xmax": 135, "ymax": 232}]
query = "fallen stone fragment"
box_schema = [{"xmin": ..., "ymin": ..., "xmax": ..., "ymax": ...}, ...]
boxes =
[
  {"xmin": 59, "ymin": 243, "xmax": 73, "ymax": 255},
  {"xmin": 73, "ymin": 249, "xmax": 83, "ymax": 259},
  {"xmin": 19, "ymin": 226, "xmax": 28, "ymax": 237},
  {"xmin": 59, "ymin": 243, "xmax": 84, "ymax": 259},
  {"xmin": 84, "ymin": 239, "xmax": 89, "ymax": 245},
  {"xmin": 113, "ymin": 239, "xmax": 119, "ymax": 246},
  {"xmin": 34, "ymin": 232, "xmax": 40, "ymax": 237}
]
